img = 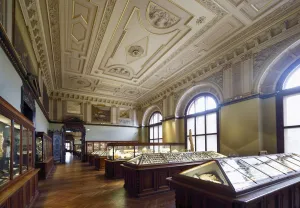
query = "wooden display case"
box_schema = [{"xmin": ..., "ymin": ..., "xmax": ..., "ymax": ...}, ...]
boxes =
[
  {"xmin": 0, "ymin": 96, "xmax": 39, "ymax": 207},
  {"xmin": 35, "ymin": 132, "xmax": 54, "ymax": 180},
  {"xmin": 85, "ymin": 141, "xmax": 136, "ymax": 162},
  {"xmin": 105, "ymin": 143, "xmax": 185, "ymax": 179},
  {"xmin": 168, "ymin": 154, "xmax": 300, "ymax": 208},
  {"xmin": 122, "ymin": 151, "xmax": 226, "ymax": 197}
]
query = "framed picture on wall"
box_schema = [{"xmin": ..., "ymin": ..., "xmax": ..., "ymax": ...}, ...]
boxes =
[
  {"xmin": 91, "ymin": 105, "xmax": 111, "ymax": 123},
  {"xmin": 66, "ymin": 101, "xmax": 82, "ymax": 115},
  {"xmin": 119, "ymin": 108, "xmax": 130, "ymax": 119}
]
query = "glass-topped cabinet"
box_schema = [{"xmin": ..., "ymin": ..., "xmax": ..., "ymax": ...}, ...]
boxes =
[
  {"xmin": 107, "ymin": 143, "xmax": 185, "ymax": 161},
  {"xmin": 176, "ymin": 153, "xmax": 300, "ymax": 197},
  {"xmin": 0, "ymin": 97, "xmax": 35, "ymax": 189},
  {"xmin": 35, "ymin": 132, "xmax": 52, "ymax": 163}
]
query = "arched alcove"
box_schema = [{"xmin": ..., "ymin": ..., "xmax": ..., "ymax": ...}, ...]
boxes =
[
  {"xmin": 255, "ymin": 39, "xmax": 300, "ymax": 94},
  {"xmin": 141, "ymin": 105, "xmax": 163, "ymax": 126},
  {"xmin": 175, "ymin": 82, "xmax": 223, "ymax": 118}
]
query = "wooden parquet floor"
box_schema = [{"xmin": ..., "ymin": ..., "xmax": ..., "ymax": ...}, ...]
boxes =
[{"xmin": 33, "ymin": 153, "xmax": 176, "ymax": 208}]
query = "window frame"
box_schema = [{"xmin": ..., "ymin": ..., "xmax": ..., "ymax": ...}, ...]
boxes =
[
  {"xmin": 276, "ymin": 59, "xmax": 300, "ymax": 153},
  {"xmin": 184, "ymin": 93, "xmax": 220, "ymax": 152},
  {"xmin": 148, "ymin": 111, "xmax": 163, "ymax": 143}
]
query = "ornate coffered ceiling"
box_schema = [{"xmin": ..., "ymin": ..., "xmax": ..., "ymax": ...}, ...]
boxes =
[{"xmin": 22, "ymin": 0, "xmax": 299, "ymax": 106}]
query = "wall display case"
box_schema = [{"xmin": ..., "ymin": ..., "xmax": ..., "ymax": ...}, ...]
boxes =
[
  {"xmin": 0, "ymin": 97, "xmax": 39, "ymax": 207},
  {"xmin": 35, "ymin": 132, "xmax": 54, "ymax": 180},
  {"xmin": 122, "ymin": 151, "xmax": 225, "ymax": 197},
  {"xmin": 168, "ymin": 153, "xmax": 300, "ymax": 208},
  {"xmin": 105, "ymin": 143, "xmax": 185, "ymax": 179}
]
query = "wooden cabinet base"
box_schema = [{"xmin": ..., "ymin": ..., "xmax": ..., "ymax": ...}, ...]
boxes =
[
  {"xmin": 105, "ymin": 160, "xmax": 125, "ymax": 179},
  {"xmin": 122, "ymin": 163, "xmax": 201, "ymax": 197},
  {"xmin": 35, "ymin": 157, "xmax": 54, "ymax": 180},
  {"xmin": 88, "ymin": 155, "xmax": 95, "ymax": 166},
  {"xmin": 168, "ymin": 176, "xmax": 300, "ymax": 208},
  {"xmin": 95, "ymin": 157, "xmax": 106, "ymax": 170},
  {"xmin": 0, "ymin": 169, "xmax": 39, "ymax": 208}
]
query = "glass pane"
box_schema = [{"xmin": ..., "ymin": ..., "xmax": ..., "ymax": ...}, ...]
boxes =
[
  {"xmin": 284, "ymin": 93, "xmax": 300, "ymax": 126},
  {"xmin": 195, "ymin": 97, "xmax": 205, "ymax": 113},
  {"xmin": 150, "ymin": 127, "xmax": 154, "ymax": 139},
  {"xmin": 149, "ymin": 116, "xmax": 154, "ymax": 125},
  {"xmin": 284, "ymin": 128, "xmax": 300, "ymax": 154},
  {"xmin": 159, "ymin": 139, "xmax": 163, "ymax": 143},
  {"xmin": 187, "ymin": 118, "xmax": 195, "ymax": 136},
  {"xmin": 187, "ymin": 102, "xmax": 195, "ymax": 115},
  {"xmin": 13, "ymin": 122, "xmax": 21, "ymax": 178},
  {"xmin": 0, "ymin": 114, "xmax": 11, "ymax": 186},
  {"xmin": 206, "ymin": 96, "xmax": 217, "ymax": 110},
  {"xmin": 154, "ymin": 126, "xmax": 158, "ymax": 139},
  {"xmin": 36, "ymin": 137, "xmax": 42, "ymax": 162},
  {"xmin": 196, "ymin": 116, "xmax": 205, "ymax": 135},
  {"xmin": 28, "ymin": 130, "xmax": 33, "ymax": 168},
  {"xmin": 158, "ymin": 125, "xmax": 162, "ymax": 138},
  {"xmin": 158, "ymin": 114, "xmax": 162, "ymax": 122},
  {"xmin": 207, "ymin": 135, "xmax": 217, "ymax": 151},
  {"xmin": 206, "ymin": 113, "xmax": 217, "ymax": 134},
  {"xmin": 196, "ymin": 136, "xmax": 205, "ymax": 152},
  {"xmin": 87, "ymin": 142, "xmax": 93, "ymax": 153},
  {"xmin": 283, "ymin": 66, "xmax": 300, "ymax": 89},
  {"xmin": 22, "ymin": 127, "xmax": 28, "ymax": 172}
]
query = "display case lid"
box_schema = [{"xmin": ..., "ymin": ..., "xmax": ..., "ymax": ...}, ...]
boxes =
[
  {"xmin": 126, "ymin": 151, "xmax": 226, "ymax": 166},
  {"xmin": 178, "ymin": 153, "xmax": 300, "ymax": 196},
  {"xmin": 91, "ymin": 150, "xmax": 107, "ymax": 156}
]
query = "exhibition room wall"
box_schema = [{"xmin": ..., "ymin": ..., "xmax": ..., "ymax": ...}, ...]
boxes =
[
  {"xmin": 49, "ymin": 123, "xmax": 139, "ymax": 142},
  {"xmin": 0, "ymin": 47, "xmax": 49, "ymax": 133},
  {"xmin": 139, "ymin": 28, "xmax": 300, "ymax": 156}
]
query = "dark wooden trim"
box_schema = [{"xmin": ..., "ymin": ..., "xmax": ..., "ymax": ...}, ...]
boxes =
[{"xmin": 161, "ymin": 116, "xmax": 175, "ymax": 121}]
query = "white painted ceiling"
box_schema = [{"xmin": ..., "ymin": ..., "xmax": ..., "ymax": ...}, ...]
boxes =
[{"xmin": 34, "ymin": 0, "xmax": 296, "ymax": 105}]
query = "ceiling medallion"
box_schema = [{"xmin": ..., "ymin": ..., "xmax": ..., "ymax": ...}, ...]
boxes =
[
  {"xmin": 147, "ymin": 2, "xmax": 180, "ymax": 29},
  {"xmin": 196, "ymin": 16, "xmax": 206, "ymax": 25},
  {"xmin": 128, "ymin": 45, "xmax": 144, "ymax": 57}
]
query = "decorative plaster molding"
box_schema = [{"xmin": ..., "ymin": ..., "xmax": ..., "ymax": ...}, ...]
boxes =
[
  {"xmin": 85, "ymin": 0, "xmax": 117, "ymax": 74},
  {"xmin": 147, "ymin": 1, "xmax": 180, "ymax": 29},
  {"xmin": 21, "ymin": 0, "xmax": 54, "ymax": 93},
  {"xmin": 138, "ymin": 5, "xmax": 300, "ymax": 107},
  {"xmin": 47, "ymin": 0, "xmax": 62, "ymax": 88},
  {"xmin": 50, "ymin": 91, "xmax": 136, "ymax": 107},
  {"xmin": 138, "ymin": 0, "xmax": 227, "ymax": 85}
]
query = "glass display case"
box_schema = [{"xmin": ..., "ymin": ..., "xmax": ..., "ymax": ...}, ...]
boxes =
[
  {"xmin": 127, "ymin": 151, "xmax": 226, "ymax": 166},
  {"xmin": 176, "ymin": 153, "xmax": 300, "ymax": 197},
  {"xmin": 0, "ymin": 97, "xmax": 35, "ymax": 189},
  {"xmin": 122, "ymin": 151, "xmax": 226, "ymax": 197},
  {"xmin": 85, "ymin": 141, "xmax": 137, "ymax": 154},
  {"xmin": 35, "ymin": 132, "xmax": 53, "ymax": 180},
  {"xmin": 91, "ymin": 150, "xmax": 107, "ymax": 157},
  {"xmin": 35, "ymin": 132, "xmax": 52, "ymax": 163},
  {"xmin": 107, "ymin": 143, "xmax": 186, "ymax": 161}
]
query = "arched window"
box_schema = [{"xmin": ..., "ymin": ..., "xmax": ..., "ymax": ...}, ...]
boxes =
[
  {"xmin": 185, "ymin": 94, "xmax": 219, "ymax": 152},
  {"xmin": 149, "ymin": 112, "xmax": 163, "ymax": 143},
  {"xmin": 278, "ymin": 63, "xmax": 300, "ymax": 154}
]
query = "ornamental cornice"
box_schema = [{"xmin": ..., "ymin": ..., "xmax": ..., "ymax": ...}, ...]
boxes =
[
  {"xmin": 50, "ymin": 91, "xmax": 137, "ymax": 108},
  {"xmin": 20, "ymin": 0, "xmax": 54, "ymax": 93}
]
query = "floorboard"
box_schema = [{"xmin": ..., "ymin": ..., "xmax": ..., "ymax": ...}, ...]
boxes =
[{"xmin": 33, "ymin": 153, "xmax": 176, "ymax": 208}]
